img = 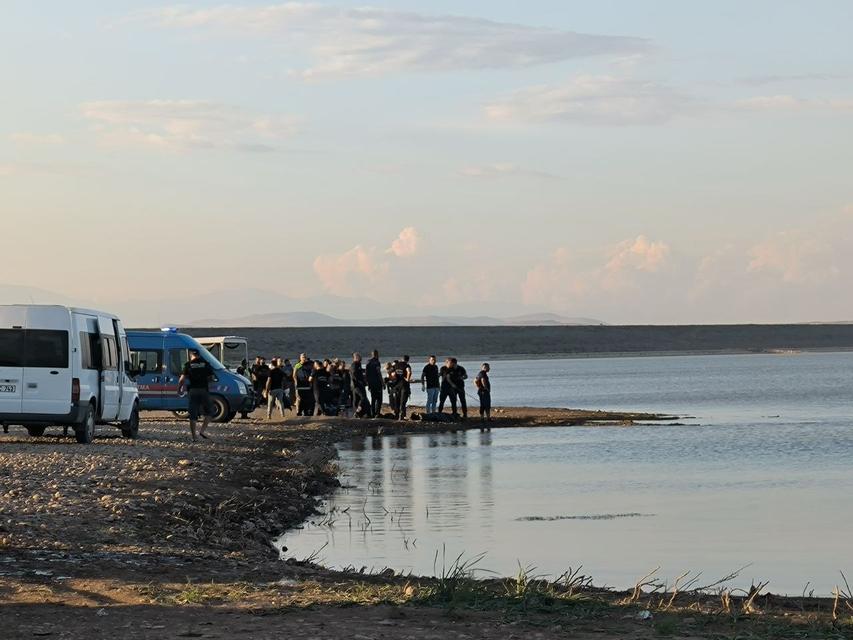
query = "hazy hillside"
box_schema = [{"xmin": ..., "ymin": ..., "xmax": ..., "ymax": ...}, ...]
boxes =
[{"xmin": 176, "ymin": 325, "xmax": 853, "ymax": 361}]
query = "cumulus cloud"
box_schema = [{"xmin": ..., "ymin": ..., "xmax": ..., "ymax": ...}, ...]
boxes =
[
  {"xmin": 136, "ymin": 4, "xmax": 648, "ymax": 78},
  {"xmin": 747, "ymin": 230, "xmax": 840, "ymax": 284},
  {"xmin": 522, "ymin": 235, "xmax": 671, "ymax": 312},
  {"xmin": 459, "ymin": 163, "xmax": 559, "ymax": 180},
  {"xmin": 80, "ymin": 100, "xmax": 300, "ymax": 151},
  {"xmin": 313, "ymin": 245, "xmax": 389, "ymax": 296},
  {"xmin": 314, "ymin": 227, "xmax": 421, "ymax": 295},
  {"xmin": 605, "ymin": 235, "xmax": 670, "ymax": 273},
  {"xmin": 485, "ymin": 75, "xmax": 692, "ymax": 126},
  {"xmin": 387, "ymin": 227, "xmax": 419, "ymax": 257}
]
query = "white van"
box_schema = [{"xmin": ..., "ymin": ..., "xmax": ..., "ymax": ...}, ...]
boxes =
[{"xmin": 0, "ymin": 305, "xmax": 140, "ymax": 443}]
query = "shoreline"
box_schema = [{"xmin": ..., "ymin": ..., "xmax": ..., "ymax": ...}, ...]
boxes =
[{"xmin": 0, "ymin": 410, "xmax": 847, "ymax": 638}]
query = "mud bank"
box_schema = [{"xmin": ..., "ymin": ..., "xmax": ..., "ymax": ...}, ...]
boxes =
[{"xmin": 1, "ymin": 410, "xmax": 848, "ymax": 639}]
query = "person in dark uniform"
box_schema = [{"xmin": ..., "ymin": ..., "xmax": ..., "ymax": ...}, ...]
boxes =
[
  {"xmin": 311, "ymin": 360, "xmax": 330, "ymax": 416},
  {"xmin": 178, "ymin": 349, "xmax": 215, "ymax": 441},
  {"xmin": 351, "ymin": 352, "xmax": 369, "ymax": 418},
  {"xmin": 392, "ymin": 357, "xmax": 412, "ymax": 420},
  {"xmin": 293, "ymin": 353, "xmax": 314, "ymax": 416},
  {"xmin": 385, "ymin": 362, "xmax": 401, "ymax": 419},
  {"xmin": 366, "ymin": 350, "xmax": 383, "ymax": 417},
  {"xmin": 251, "ymin": 356, "xmax": 269, "ymax": 407},
  {"xmin": 328, "ymin": 360, "xmax": 343, "ymax": 416},
  {"xmin": 439, "ymin": 357, "xmax": 457, "ymax": 416},
  {"xmin": 421, "ymin": 355, "xmax": 440, "ymax": 414},
  {"xmin": 475, "ymin": 363, "xmax": 492, "ymax": 423},
  {"xmin": 449, "ymin": 358, "xmax": 468, "ymax": 419}
]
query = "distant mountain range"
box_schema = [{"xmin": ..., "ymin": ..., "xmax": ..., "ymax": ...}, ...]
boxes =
[
  {"xmin": 0, "ymin": 283, "xmax": 602, "ymax": 327},
  {"xmin": 186, "ymin": 311, "xmax": 605, "ymax": 328}
]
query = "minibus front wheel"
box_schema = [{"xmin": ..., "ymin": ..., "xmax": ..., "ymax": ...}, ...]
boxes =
[{"xmin": 210, "ymin": 395, "xmax": 230, "ymax": 423}]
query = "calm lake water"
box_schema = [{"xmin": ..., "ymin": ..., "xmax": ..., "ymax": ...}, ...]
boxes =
[{"xmin": 283, "ymin": 352, "xmax": 853, "ymax": 595}]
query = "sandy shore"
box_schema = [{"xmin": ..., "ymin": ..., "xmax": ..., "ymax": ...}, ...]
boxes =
[{"xmin": 0, "ymin": 410, "xmax": 846, "ymax": 639}]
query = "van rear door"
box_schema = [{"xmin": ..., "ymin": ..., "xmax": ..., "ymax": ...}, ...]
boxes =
[
  {"xmin": 21, "ymin": 307, "xmax": 72, "ymax": 416},
  {"xmin": 0, "ymin": 306, "xmax": 26, "ymax": 415}
]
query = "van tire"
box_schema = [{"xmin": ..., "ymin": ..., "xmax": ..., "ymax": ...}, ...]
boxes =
[
  {"xmin": 26, "ymin": 426, "xmax": 46, "ymax": 437},
  {"xmin": 121, "ymin": 403, "xmax": 140, "ymax": 439},
  {"xmin": 210, "ymin": 396, "xmax": 230, "ymax": 423},
  {"xmin": 75, "ymin": 404, "xmax": 96, "ymax": 444},
  {"xmin": 224, "ymin": 411, "xmax": 237, "ymax": 423}
]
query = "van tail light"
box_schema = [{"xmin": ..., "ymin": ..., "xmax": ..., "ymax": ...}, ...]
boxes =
[{"xmin": 71, "ymin": 378, "xmax": 80, "ymax": 403}]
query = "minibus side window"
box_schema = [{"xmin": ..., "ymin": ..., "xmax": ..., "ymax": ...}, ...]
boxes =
[
  {"xmin": 131, "ymin": 350, "xmax": 162, "ymax": 373},
  {"xmin": 169, "ymin": 349, "xmax": 188, "ymax": 376},
  {"xmin": 0, "ymin": 329, "xmax": 24, "ymax": 367},
  {"xmin": 101, "ymin": 337, "xmax": 118, "ymax": 371}
]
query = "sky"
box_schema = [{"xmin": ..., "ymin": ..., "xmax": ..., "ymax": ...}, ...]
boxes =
[{"xmin": 1, "ymin": 1, "xmax": 852, "ymax": 325}]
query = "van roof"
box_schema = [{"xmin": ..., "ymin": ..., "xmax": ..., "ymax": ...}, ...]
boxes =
[
  {"xmin": 195, "ymin": 336, "xmax": 248, "ymax": 342},
  {"xmin": 0, "ymin": 304, "xmax": 122, "ymax": 321}
]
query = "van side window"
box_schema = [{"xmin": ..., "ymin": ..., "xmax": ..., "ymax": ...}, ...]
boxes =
[
  {"xmin": 101, "ymin": 336, "xmax": 118, "ymax": 371},
  {"xmin": 131, "ymin": 350, "xmax": 162, "ymax": 373},
  {"xmin": 169, "ymin": 349, "xmax": 188, "ymax": 376},
  {"xmin": 0, "ymin": 329, "xmax": 24, "ymax": 367},
  {"xmin": 25, "ymin": 330, "xmax": 69, "ymax": 368}
]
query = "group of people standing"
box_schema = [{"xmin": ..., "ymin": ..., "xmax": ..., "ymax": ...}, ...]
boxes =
[{"xmin": 243, "ymin": 352, "xmax": 492, "ymax": 423}]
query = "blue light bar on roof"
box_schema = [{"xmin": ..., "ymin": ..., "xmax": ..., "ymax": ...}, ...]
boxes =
[{"xmin": 160, "ymin": 327, "xmax": 179, "ymax": 333}]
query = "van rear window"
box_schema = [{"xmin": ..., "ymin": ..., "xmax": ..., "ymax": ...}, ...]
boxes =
[
  {"xmin": 24, "ymin": 330, "xmax": 69, "ymax": 368},
  {"xmin": 0, "ymin": 329, "xmax": 24, "ymax": 367}
]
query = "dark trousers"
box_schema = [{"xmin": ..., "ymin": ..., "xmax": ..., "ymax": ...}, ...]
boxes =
[
  {"xmin": 353, "ymin": 385, "xmax": 369, "ymax": 417},
  {"xmin": 457, "ymin": 386, "xmax": 467, "ymax": 418},
  {"xmin": 479, "ymin": 390, "xmax": 491, "ymax": 417},
  {"xmin": 368, "ymin": 384, "xmax": 383, "ymax": 417},
  {"xmin": 439, "ymin": 385, "xmax": 457, "ymax": 414},
  {"xmin": 297, "ymin": 388, "xmax": 314, "ymax": 416},
  {"xmin": 387, "ymin": 388, "xmax": 399, "ymax": 417},
  {"xmin": 397, "ymin": 385, "xmax": 410, "ymax": 419}
]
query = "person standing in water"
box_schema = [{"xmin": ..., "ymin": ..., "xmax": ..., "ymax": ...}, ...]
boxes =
[{"xmin": 475, "ymin": 363, "xmax": 492, "ymax": 424}]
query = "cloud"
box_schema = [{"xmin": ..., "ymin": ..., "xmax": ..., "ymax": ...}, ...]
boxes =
[
  {"xmin": 605, "ymin": 235, "xmax": 670, "ymax": 273},
  {"xmin": 485, "ymin": 75, "xmax": 692, "ymax": 126},
  {"xmin": 747, "ymin": 230, "xmax": 840, "ymax": 284},
  {"xmin": 459, "ymin": 163, "xmax": 559, "ymax": 180},
  {"xmin": 737, "ymin": 73, "xmax": 844, "ymax": 87},
  {"xmin": 9, "ymin": 132, "xmax": 65, "ymax": 146},
  {"xmin": 136, "ymin": 4, "xmax": 648, "ymax": 78},
  {"xmin": 80, "ymin": 100, "xmax": 300, "ymax": 151},
  {"xmin": 736, "ymin": 95, "xmax": 853, "ymax": 113},
  {"xmin": 313, "ymin": 245, "xmax": 389, "ymax": 296},
  {"xmin": 314, "ymin": 227, "xmax": 421, "ymax": 295},
  {"xmin": 522, "ymin": 235, "xmax": 671, "ymax": 311},
  {"xmin": 387, "ymin": 227, "xmax": 419, "ymax": 257}
]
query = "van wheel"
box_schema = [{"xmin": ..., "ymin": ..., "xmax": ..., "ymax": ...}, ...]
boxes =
[
  {"xmin": 210, "ymin": 396, "xmax": 230, "ymax": 423},
  {"xmin": 26, "ymin": 426, "xmax": 46, "ymax": 437},
  {"xmin": 121, "ymin": 403, "xmax": 140, "ymax": 439},
  {"xmin": 224, "ymin": 411, "xmax": 237, "ymax": 423},
  {"xmin": 75, "ymin": 404, "xmax": 96, "ymax": 444}
]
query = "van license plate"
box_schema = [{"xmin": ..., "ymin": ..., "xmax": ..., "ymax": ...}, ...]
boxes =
[{"xmin": 0, "ymin": 384, "xmax": 16, "ymax": 393}]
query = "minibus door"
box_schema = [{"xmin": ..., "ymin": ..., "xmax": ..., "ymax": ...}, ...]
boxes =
[
  {"xmin": 98, "ymin": 317, "xmax": 120, "ymax": 420},
  {"xmin": 129, "ymin": 336, "xmax": 166, "ymax": 410}
]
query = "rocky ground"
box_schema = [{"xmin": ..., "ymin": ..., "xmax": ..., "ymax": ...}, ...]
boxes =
[{"xmin": 0, "ymin": 408, "xmax": 849, "ymax": 639}]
